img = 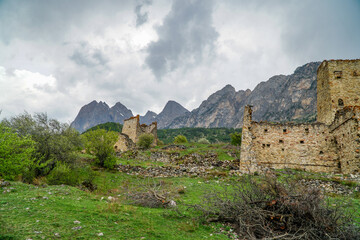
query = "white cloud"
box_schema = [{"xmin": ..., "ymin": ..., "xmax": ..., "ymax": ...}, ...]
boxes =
[{"xmin": 0, "ymin": 0, "xmax": 359, "ymax": 123}]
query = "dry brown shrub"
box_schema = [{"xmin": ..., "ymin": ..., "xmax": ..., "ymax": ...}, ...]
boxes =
[
  {"xmin": 193, "ymin": 174, "xmax": 360, "ymax": 239},
  {"xmin": 126, "ymin": 179, "xmax": 179, "ymax": 208}
]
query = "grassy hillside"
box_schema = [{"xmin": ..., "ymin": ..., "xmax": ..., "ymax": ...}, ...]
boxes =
[
  {"xmin": 82, "ymin": 122, "xmax": 241, "ymax": 144},
  {"xmin": 0, "ymin": 171, "xmax": 234, "ymax": 240}
]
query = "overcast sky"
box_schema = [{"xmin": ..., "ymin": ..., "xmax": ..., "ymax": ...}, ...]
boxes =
[{"xmin": 1, "ymin": 0, "xmax": 359, "ymax": 123}]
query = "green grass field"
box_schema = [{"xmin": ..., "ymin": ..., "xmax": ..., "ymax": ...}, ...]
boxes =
[
  {"xmin": 1, "ymin": 145, "xmax": 359, "ymax": 240},
  {"xmin": 0, "ymin": 169, "xmax": 236, "ymax": 240}
]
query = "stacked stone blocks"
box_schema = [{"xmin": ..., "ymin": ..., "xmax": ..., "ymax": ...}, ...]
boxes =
[{"xmin": 241, "ymin": 59, "xmax": 360, "ymax": 174}]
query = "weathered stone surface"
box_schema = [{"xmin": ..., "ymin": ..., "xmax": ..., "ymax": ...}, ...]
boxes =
[
  {"xmin": 115, "ymin": 115, "xmax": 158, "ymax": 152},
  {"xmin": 241, "ymin": 59, "xmax": 360, "ymax": 174},
  {"xmin": 116, "ymin": 151, "xmax": 239, "ymax": 177}
]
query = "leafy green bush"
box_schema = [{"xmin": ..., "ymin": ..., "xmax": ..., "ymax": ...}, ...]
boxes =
[
  {"xmin": 82, "ymin": 129, "xmax": 118, "ymax": 169},
  {"xmin": 0, "ymin": 123, "xmax": 35, "ymax": 180},
  {"xmin": 137, "ymin": 133, "xmax": 154, "ymax": 149},
  {"xmin": 173, "ymin": 135, "xmax": 188, "ymax": 144},
  {"xmin": 157, "ymin": 127, "xmax": 242, "ymax": 144},
  {"xmin": 197, "ymin": 138, "xmax": 210, "ymax": 144},
  {"xmin": 230, "ymin": 132, "xmax": 242, "ymax": 159},
  {"xmin": 230, "ymin": 132, "xmax": 242, "ymax": 146},
  {"xmin": 46, "ymin": 162, "xmax": 79, "ymax": 186},
  {"xmin": 2, "ymin": 112, "xmax": 82, "ymax": 179}
]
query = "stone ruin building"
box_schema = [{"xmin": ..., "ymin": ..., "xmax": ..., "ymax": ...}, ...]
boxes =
[
  {"xmin": 240, "ymin": 59, "xmax": 360, "ymax": 174},
  {"xmin": 114, "ymin": 115, "xmax": 157, "ymax": 152}
]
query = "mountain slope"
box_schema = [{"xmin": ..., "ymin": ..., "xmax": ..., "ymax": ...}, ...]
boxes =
[
  {"xmin": 168, "ymin": 62, "xmax": 320, "ymax": 128},
  {"xmin": 71, "ymin": 101, "xmax": 133, "ymax": 133},
  {"xmin": 140, "ymin": 111, "xmax": 158, "ymax": 125},
  {"xmin": 155, "ymin": 100, "xmax": 189, "ymax": 128}
]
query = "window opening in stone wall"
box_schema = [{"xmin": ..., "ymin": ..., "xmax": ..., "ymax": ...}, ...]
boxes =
[
  {"xmin": 279, "ymin": 140, "xmax": 283, "ymax": 143},
  {"xmin": 281, "ymin": 148, "xmax": 284, "ymax": 151},
  {"xmin": 338, "ymin": 98, "xmax": 344, "ymax": 107},
  {"xmin": 305, "ymin": 128, "xmax": 309, "ymax": 133},
  {"xmin": 353, "ymin": 71, "xmax": 358, "ymax": 76},
  {"xmin": 283, "ymin": 129, "xmax": 287, "ymax": 133},
  {"xmin": 264, "ymin": 129, "xmax": 268, "ymax": 133},
  {"xmin": 319, "ymin": 151, "xmax": 323, "ymax": 155},
  {"xmin": 334, "ymin": 71, "xmax": 342, "ymax": 79},
  {"xmin": 262, "ymin": 144, "xmax": 265, "ymax": 148},
  {"xmin": 248, "ymin": 127, "xmax": 251, "ymax": 130},
  {"xmin": 266, "ymin": 144, "xmax": 270, "ymax": 147},
  {"xmin": 300, "ymin": 140, "xmax": 304, "ymax": 144}
]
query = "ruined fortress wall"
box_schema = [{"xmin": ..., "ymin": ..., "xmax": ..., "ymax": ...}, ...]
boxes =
[
  {"xmin": 241, "ymin": 59, "xmax": 360, "ymax": 174},
  {"xmin": 140, "ymin": 122, "xmax": 158, "ymax": 145},
  {"xmin": 114, "ymin": 133, "xmax": 135, "ymax": 152},
  {"xmin": 330, "ymin": 107, "xmax": 360, "ymax": 174},
  {"xmin": 122, "ymin": 115, "xmax": 142, "ymax": 143},
  {"xmin": 317, "ymin": 62, "xmax": 332, "ymax": 124},
  {"xmin": 317, "ymin": 60, "xmax": 360, "ymax": 124},
  {"xmin": 241, "ymin": 120, "xmax": 340, "ymax": 173}
]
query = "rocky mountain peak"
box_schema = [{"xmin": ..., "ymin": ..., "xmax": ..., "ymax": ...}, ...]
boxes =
[
  {"xmin": 156, "ymin": 100, "xmax": 189, "ymax": 129},
  {"xmin": 140, "ymin": 111, "xmax": 158, "ymax": 125},
  {"xmin": 71, "ymin": 101, "xmax": 133, "ymax": 133}
]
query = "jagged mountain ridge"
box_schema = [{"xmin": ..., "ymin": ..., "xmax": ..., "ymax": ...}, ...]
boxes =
[
  {"xmin": 156, "ymin": 101, "xmax": 190, "ymax": 128},
  {"xmin": 72, "ymin": 61, "xmax": 321, "ymax": 132},
  {"xmin": 71, "ymin": 100, "xmax": 189, "ymax": 132},
  {"xmin": 139, "ymin": 111, "xmax": 158, "ymax": 125},
  {"xmin": 71, "ymin": 101, "xmax": 133, "ymax": 133},
  {"xmin": 168, "ymin": 62, "xmax": 320, "ymax": 128}
]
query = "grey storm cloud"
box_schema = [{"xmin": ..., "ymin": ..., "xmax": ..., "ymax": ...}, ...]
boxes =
[
  {"xmin": 134, "ymin": 0, "xmax": 152, "ymax": 27},
  {"xmin": 145, "ymin": 0, "xmax": 219, "ymax": 79},
  {"xmin": 70, "ymin": 42, "xmax": 109, "ymax": 68},
  {"xmin": 279, "ymin": 0, "xmax": 360, "ymax": 62}
]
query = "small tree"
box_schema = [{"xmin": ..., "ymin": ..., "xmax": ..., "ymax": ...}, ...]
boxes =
[
  {"xmin": 82, "ymin": 129, "xmax": 118, "ymax": 169},
  {"xmin": 197, "ymin": 137, "xmax": 210, "ymax": 144},
  {"xmin": 230, "ymin": 132, "xmax": 242, "ymax": 160},
  {"xmin": 173, "ymin": 135, "xmax": 188, "ymax": 144},
  {"xmin": 2, "ymin": 112, "xmax": 82, "ymax": 177},
  {"xmin": 137, "ymin": 133, "xmax": 154, "ymax": 149},
  {"xmin": 0, "ymin": 123, "xmax": 35, "ymax": 180}
]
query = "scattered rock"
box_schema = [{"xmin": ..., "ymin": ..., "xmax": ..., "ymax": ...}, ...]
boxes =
[
  {"xmin": 72, "ymin": 226, "xmax": 82, "ymax": 230},
  {"xmin": 0, "ymin": 180, "xmax": 10, "ymax": 187},
  {"xmin": 73, "ymin": 220, "xmax": 81, "ymax": 224}
]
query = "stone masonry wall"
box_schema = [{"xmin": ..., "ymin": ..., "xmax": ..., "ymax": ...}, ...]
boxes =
[
  {"xmin": 117, "ymin": 115, "xmax": 158, "ymax": 152},
  {"xmin": 122, "ymin": 115, "xmax": 142, "ymax": 143},
  {"xmin": 241, "ymin": 59, "xmax": 360, "ymax": 174},
  {"xmin": 240, "ymin": 106, "xmax": 340, "ymax": 173},
  {"xmin": 114, "ymin": 133, "xmax": 136, "ymax": 152},
  {"xmin": 330, "ymin": 107, "xmax": 360, "ymax": 174},
  {"xmin": 317, "ymin": 60, "xmax": 360, "ymax": 124}
]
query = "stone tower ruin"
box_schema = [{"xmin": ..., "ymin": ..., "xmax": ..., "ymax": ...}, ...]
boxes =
[
  {"xmin": 114, "ymin": 115, "xmax": 157, "ymax": 152},
  {"xmin": 317, "ymin": 60, "xmax": 360, "ymax": 125},
  {"xmin": 240, "ymin": 59, "xmax": 360, "ymax": 174}
]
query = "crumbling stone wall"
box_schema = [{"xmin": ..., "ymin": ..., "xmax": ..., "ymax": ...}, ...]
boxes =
[
  {"xmin": 241, "ymin": 59, "xmax": 360, "ymax": 174},
  {"xmin": 114, "ymin": 133, "xmax": 136, "ymax": 152},
  {"xmin": 240, "ymin": 106, "xmax": 340, "ymax": 173},
  {"xmin": 329, "ymin": 106, "xmax": 360, "ymax": 174},
  {"xmin": 122, "ymin": 115, "xmax": 143, "ymax": 143},
  {"xmin": 115, "ymin": 115, "xmax": 157, "ymax": 152}
]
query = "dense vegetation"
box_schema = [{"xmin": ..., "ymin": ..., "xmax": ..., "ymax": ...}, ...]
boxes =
[
  {"xmin": 83, "ymin": 122, "xmax": 242, "ymax": 144},
  {"xmin": 1, "ymin": 114, "xmax": 359, "ymax": 239},
  {"xmin": 83, "ymin": 122, "xmax": 123, "ymax": 133}
]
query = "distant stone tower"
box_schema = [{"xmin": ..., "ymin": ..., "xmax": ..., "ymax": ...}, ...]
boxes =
[{"xmin": 317, "ymin": 59, "xmax": 360, "ymax": 124}]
